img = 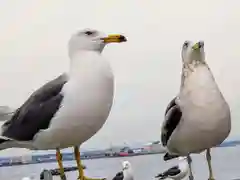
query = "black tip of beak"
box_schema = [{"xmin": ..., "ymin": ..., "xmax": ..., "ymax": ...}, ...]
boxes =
[{"xmin": 119, "ymin": 35, "xmax": 127, "ymax": 42}]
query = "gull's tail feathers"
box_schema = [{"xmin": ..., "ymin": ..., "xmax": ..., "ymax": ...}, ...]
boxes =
[
  {"xmin": 0, "ymin": 136, "xmax": 16, "ymax": 150},
  {"xmin": 0, "ymin": 134, "xmax": 35, "ymax": 150},
  {"xmin": 0, "ymin": 138, "xmax": 34, "ymax": 150},
  {"xmin": 0, "ymin": 123, "xmax": 16, "ymax": 150}
]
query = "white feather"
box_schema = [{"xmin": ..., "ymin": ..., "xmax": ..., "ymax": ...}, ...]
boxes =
[{"xmin": 33, "ymin": 51, "xmax": 114, "ymax": 149}]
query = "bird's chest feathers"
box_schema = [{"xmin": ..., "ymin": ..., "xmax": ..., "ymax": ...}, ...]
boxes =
[
  {"xmin": 179, "ymin": 67, "xmax": 227, "ymax": 125},
  {"xmin": 181, "ymin": 67, "xmax": 221, "ymax": 106},
  {"xmin": 52, "ymin": 55, "xmax": 114, "ymax": 129},
  {"xmin": 64, "ymin": 54, "xmax": 114, "ymax": 104}
]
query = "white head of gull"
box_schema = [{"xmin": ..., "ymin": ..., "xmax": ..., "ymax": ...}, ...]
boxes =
[
  {"xmin": 161, "ymin": 41, "xmax": 231, "ymax": 180},
  {"xmin": 0, "ymin": 28, "xmax": 127, "ymax": 180},
  {"xmin": 112, "ymin": 160, "xmax": 134, "ymax": 180}
]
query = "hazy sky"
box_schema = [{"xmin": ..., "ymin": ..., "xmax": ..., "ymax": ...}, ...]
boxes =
[{"xmin": 1, "ymin": 0, "xmax": 240, "ymax": 156}]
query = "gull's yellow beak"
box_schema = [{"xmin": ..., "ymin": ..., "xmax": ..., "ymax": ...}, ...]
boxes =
[
  {"xmin": 192, "ymin": 42, "xmax": 204, "ymax": 50},
  {"xmin": 192, "ymin": 42, "xmax": 200, "ymax": 50},
  {"xmin": 101, "ymin": 34, "xmax": 127, "ymax": 43}
]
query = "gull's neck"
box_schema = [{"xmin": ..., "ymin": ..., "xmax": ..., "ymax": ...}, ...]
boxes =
[
  {"xmin": 68, "ymin": 50, "xmax": 103, "ymax": 77},
  {"xmin": 179, "ymin": 62, "xmax": 226, "ymax": 108},
  {"xmin": 180, "ymin": 60, "xmax": 211, "ymax": 90}
]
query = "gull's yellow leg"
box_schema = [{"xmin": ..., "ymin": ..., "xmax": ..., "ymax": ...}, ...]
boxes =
[
  {"xmin": 206, "ymin": 149, "xmax": 215, "ymax": 180},
  {"xmin": 56, "ymin": 148, "xmax": 66, "ymax": 180},
  {"xmin": 74, "ymin": 146, "xmax": 106, "ymax": 180},
  {"xmin": 74, "ymin": 146, "xmax": 84, "ymax": 180}
]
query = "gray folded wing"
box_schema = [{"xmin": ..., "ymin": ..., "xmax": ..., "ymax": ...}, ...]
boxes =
[
  {"xmin": 1, "ymin": 74, "xmax": 68, "ymax": 141},
  {"xmin": 156, "ymin": 165, "xmax": 181, "ymax": 179},
  {"xmin": 112, "ymin": 171, "xmax": 124, "ymax": 180},
  {"xmin": 161, "ymin": 97, "xmax": 182, "ymax": 146},
  {"xmin": 164, "ymin": 97, "xmax": 177, "ymax": 116}
]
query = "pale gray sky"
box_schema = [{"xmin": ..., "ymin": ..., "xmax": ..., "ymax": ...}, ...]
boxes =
[{"xmin": 0, "ymin": 0, "xmax": 240, "ymax": 156}]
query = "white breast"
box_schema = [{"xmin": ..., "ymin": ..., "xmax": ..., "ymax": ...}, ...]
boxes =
[
  {"xmin": 181, "ymin": 66, "xmax": 230, "ymax": 128},
  {"xmin": 168, "ymin": 66, "xmax": 231, "ymax": 154},
  {"xmin": 35, "ymin": 52, "xmax": 114, "ymax": 149}
]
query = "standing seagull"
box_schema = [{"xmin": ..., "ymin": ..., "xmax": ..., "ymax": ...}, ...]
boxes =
[
  {"xmin": 112, "ymin": 161, "xmax": 134, "ymax": 180},
  {"xmin": 155, "ymin": 156, "xmax": 189, "ymax": 180},
  {"xmin": 161, "ymin": 41, "xmax": 231, "ymax": 180},
  {"xmin": 0, "ymin": 29, "xmax": 127, "ymax": 180}
]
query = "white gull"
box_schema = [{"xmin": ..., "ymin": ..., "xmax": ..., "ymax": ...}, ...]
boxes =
[
  {"xmin": 0, "ymin": 28, "xmax": 127, "ymax": 180},
  {"xmin": 161, "ymin": 41, "xmax": 231, "ymax": 180}
]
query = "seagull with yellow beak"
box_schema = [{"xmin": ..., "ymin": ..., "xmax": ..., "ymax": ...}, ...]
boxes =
[
  {"xmin": 161, "ymin": 41, "xmax": 231, "ymax": 180},
  {"xmin": 0, "ymin": 28, "xmax": 127, "ymax": 180}
]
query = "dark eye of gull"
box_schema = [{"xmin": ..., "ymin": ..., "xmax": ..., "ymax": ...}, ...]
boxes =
[
  {"xmin": 84, "ymin": 31, "xmax": 95, "ymax": 36},
  {"xmin": 183, "ymin": 41, "xmax": 189, "ymax": 48},
  {"xmin": 198, "ymin": 41, "xmax": 204, "ymax": 48}
]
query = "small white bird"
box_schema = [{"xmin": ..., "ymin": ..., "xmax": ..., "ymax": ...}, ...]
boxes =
[
  {"xmin": 155, "ymin": 157, "xmax": 189, "ymax": 180},
  {"xmin": 40, "ymin": 169, "xmax": 53, "ymax": 180},
  {"xmin": 161, "ymin": 41, "xmax": 231, "ymax": 180},
  {"xmin": 21, "ymin": 176, "xmax": 35, "ymax": 180},
  {"xmin": 21, "ymin": 178, "xmax": 31, "ymax": 180},
  {"xmin": 112, "ymin": 161, "xmax": 134, "ymax": 180}
]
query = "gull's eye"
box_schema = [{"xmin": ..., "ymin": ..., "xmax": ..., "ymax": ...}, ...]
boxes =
[
  {"xmin": 199, "ymin": 41, "xmax": 204, "ymax": 48},
  {"xmin": 84, "ymin": 31, "xmax": 95, "ymax": 36},
  {"xmin": 183, "ymin": 41, "xmax": 189, "ymax": 48}
]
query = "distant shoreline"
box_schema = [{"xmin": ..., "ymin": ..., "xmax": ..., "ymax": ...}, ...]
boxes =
[
  {"xmin": 0, "ymin": 151, "xmax": 161, "ymax": 167},
  {"xmin": 0, "ymin": 139, "xmax": 239, "ymax": 168}
]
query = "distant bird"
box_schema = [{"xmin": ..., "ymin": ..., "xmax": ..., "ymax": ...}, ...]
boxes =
[
  {"xmin": 40, "ymin": 165, "xmax": 86, "ymax": 178},
  {"xmin": 161, "ymin": 41, "xmax": 231, "ymax": 180},
  {"xmin": 155, "ymin": 156, "xmax": 189, "ymax": 180},
  {"xmin": 112, "ymin": 161, "xmax": 134, "ymax": 180},
  {"xmin": 21, "ymin": 178, "xmax": 31, "ymax": 180},
  {"xmin": 21, "ymin": 176, "xmax": 35, "ymax": 180},
  {"xmin": 40, "ymin": 169, "xmax": 53, "ymax": 180},
  {"xmin": 0, "ymin": 28, "xmax": 127, "ymax": 180}
]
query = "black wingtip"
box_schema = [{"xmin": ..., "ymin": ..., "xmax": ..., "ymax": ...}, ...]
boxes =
[
  {"xmin": 155, "ymin": 174, "xmax": 165, "ymax": 180},
  {"xmin": 163, "ymin": 153, "xmax": 179, "ymax": 161},
  {"xmin": 0, "ymin": 138, "xmax": 10, "ymax": 144},
  {"xmin": 155, "ymin": 173, "xmax": 163, "ymax": 178}
]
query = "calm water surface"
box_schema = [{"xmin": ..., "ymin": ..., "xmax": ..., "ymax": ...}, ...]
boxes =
[{"xmin": 0, "ymin": 147, "xmax": 240, "ymax": 180}]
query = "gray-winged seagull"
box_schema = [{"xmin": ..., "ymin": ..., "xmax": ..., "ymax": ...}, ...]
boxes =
[
  {"xmin": 155, "ymin": 156, "xmax": 189, "ymax": 180},
  {"xmin": 161, "ymin": 41, "xmax": 231, "ymax": 180},
  {"xmin": 112, "ymin": 161, "xmax": 134, "ymax": 180},
  {"xmin": 0, "ymin": 29, "xmax": 127, "ymax": 180}
]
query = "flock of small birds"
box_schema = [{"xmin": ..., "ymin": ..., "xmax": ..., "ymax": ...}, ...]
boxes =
[
  {"xmin": 21, "ymin": 159, "xmax": 189, "ymax": 180},
  {"xmin": 1, "ymin": 27, "xmax": 231, "ymax": 180}
]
